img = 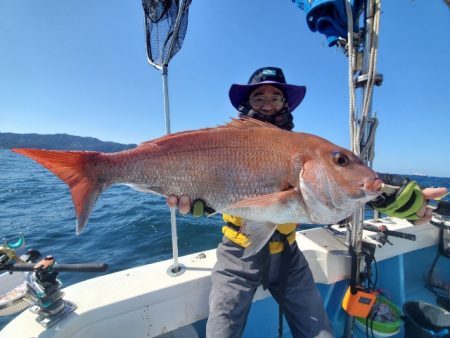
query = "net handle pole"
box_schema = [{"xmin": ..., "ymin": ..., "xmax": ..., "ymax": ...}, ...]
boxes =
[
  {"xmin": 169, "ymin": 207, "xmax": 180, "ymax": 273},
  {"xmin": 163, "ymin": 0, "xmax": 187, "ymax": 274},
  {"xmin": 160, "ymin": 64, "xmax": 181, "ymax": 274},
  {"xmin": 143, "ymin": 0, "xmax": 188, "ymax": 274},
  {"xmin": 161, "ymin": 64, "xmax": 171, "ymax": 134}
]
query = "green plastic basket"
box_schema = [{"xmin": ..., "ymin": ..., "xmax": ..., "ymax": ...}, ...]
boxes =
[{"xmin": 355, "ymin": 296, "xmax": 402, "ymax": 336}]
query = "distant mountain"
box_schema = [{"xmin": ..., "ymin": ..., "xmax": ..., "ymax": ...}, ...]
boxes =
[{"xmin": 0, "ymin": 132, "xmax": 136, "ymax": 152}]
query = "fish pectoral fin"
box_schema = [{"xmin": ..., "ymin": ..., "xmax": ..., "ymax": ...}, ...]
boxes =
[
  {"xmin": 221, "ymin": 189, "xmax": 300, "ymax": 214},
  {"xmin": 242, "ymin": 222, "xmax": 278, "ymax": 259},
  {"xmin": 126, "ymin": 184, "xmax": 165, "ymax": 196}
]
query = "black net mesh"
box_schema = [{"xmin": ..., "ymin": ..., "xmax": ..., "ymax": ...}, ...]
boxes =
[{"xmin": 142, "ymin": 0, "xmax": 192, "ymax": 67}]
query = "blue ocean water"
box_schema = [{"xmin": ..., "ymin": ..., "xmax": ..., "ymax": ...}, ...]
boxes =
[{"xmin": 1, "ymin": 148, "xmax": 449, "ymax": 330}]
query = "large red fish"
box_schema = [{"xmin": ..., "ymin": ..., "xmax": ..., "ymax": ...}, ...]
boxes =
[{"xmin": 13, "ymin": 118, "xmax": 382, "ymax": 256}]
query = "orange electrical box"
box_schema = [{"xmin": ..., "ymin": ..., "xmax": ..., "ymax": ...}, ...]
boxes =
[{"xmin": 342, "ymin": 286, "xmax": 377, "ymax": 318}]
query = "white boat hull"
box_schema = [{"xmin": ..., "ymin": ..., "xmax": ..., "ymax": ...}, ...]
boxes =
[{"xmin": 0, "ymin": 218, "xmax": 443, "ymax": 337}]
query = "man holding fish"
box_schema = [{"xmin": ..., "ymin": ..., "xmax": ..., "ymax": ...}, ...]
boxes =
[
  {"xmin": 167, "ymin": 67, "xmax": 448, "ymax": 338},
  {"xmin": 13, "ymin": 67, "xmax": 447, "ymax": 338}
]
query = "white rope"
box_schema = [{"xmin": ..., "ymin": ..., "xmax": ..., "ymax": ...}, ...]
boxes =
[
  {"xmin": 361, "ymin": 0, "xmax": 380, "ymax": 123},
  {"xmin": 360, "ymin": 0, "xmax": 381, "ymax": 163},
  {"xmin": 346, "ymin": 0, "xmax": 381, "ymax": 161},
  {"xmin": 345, "ymin": 0, "xmax": 358, "ymax": 155}
]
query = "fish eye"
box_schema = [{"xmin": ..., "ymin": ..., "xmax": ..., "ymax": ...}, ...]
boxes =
[{"xmin": 333, "ymin": 152, "xmax": 349, "ymax": 167}]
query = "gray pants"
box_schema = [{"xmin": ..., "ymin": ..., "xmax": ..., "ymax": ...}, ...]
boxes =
[{"xmin": 206, "ymin": 236, "xmax": 334, "ymax": 338}]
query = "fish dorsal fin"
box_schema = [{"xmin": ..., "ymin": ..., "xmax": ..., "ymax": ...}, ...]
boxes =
[
  {"xmin": 221, "ymin": 117, "xmax": 279, "ymax": 130},
  {"xmin": 137, "ymin": 117, "xmax": 277, "ymax": 147},
  {"xmin": 138, "ymin": 130, "xmax": 195, "ymax": 147}
]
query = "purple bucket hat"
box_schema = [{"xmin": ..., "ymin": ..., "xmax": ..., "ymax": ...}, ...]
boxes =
[{"xmin": 229, "ymin": 67, "xmax": 307, "ymax": 112}]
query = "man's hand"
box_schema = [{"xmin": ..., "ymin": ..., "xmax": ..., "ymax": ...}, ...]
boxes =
[
  {"xmin": 166, "ymin": 195, "xmax": 214, "ymax": 217},
  {"xmin": 167, "ymin": 194, "xmax": 192, "ymax": 214},
  {"xmin": 371, "ymin": 175, "xmax": 448, "ymax": 225},
  {"xmin": 414, "ymin": 187, "xmax": 448, "ymax": 225}
]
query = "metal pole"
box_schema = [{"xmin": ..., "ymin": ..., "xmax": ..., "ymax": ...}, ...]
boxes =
[
  {"xmin": 344, "ymin": 1, "xmax": 376, "ymax": 336},
  {"xmin": 350, "ymin": 0, "xmax": 376, "ymax": 274},
  {"xmin": 161, "ymin": 0, "xmax": 188, "ymax": 276},
  {"xmin": 161, "ymin": 65, "xmax": 171, "ymax": 135},
  {"xmin": 170, "ymin": 206, "xmax": 180, "ymax": 273},
  {"xmin": 162, "ymin": 0, "xmax": 186, "ymax": 274},
  {"xmin": 161, "ymin": 64, "xmax": 182, "ymax": 274}
]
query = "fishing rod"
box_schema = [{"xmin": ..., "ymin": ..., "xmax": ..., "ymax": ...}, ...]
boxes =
[
  {"xmin": 0, "ymin": 237, "xmax": 108, "ymax": 274},
  {"xmin": 363, "ymin": 224, "xmax": 416, "ymax": 242},
  {"xmin": 0, "ymin": 261, "xmax": 108, "ymax": 273},
  {"xmin": 431, "ymin": 200, "xmax": 450, "ymax": 217}
]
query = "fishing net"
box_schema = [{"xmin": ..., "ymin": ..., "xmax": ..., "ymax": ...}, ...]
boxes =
[{"xmin": 142, "ymin": 0, "xmax": 192, "ymax": 68}]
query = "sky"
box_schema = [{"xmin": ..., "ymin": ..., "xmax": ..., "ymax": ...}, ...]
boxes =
[{"xmin": 0, "ymin": 1, "xmax": 449, "ymax": 177}]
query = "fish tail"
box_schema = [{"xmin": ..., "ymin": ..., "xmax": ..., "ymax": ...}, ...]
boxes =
[{"xmin": 12, "ymin": 148, "xmax": 107, "ymax": 233}]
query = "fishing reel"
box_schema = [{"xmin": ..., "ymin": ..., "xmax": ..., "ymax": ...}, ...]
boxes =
[
  {"xmin": 0, "ymin": 234, "xmax": 26, "ymax": 266},
  {"xmin": 25, "ymin": 255, "xmax": 77, "ymax": 328},
  {"xmin": 0, "ymin": 234, "xmax": 37, "ymax": 317},
  {"xmin": 0, "ymin": 234, "xmax": 108, "ymax": 328}
]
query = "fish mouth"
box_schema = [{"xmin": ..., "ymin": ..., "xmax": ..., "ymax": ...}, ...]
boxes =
[{"xmin": 363, "ymin": 178, "xmax": 384, "ymax": 195}]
